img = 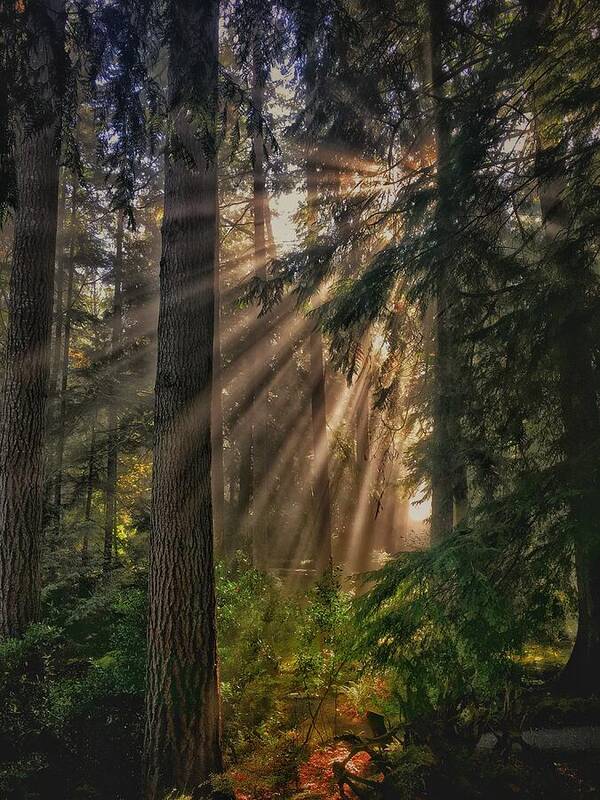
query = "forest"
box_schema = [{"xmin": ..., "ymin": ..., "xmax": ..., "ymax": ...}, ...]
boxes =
[{"xmin": 1, "ymin": 0, "xmax": 600, "ymax": 798}]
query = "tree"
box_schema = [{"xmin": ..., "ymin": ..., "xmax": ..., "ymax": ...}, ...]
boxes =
[
  {"xmin": 51, "ymin": 182, "xmax": 77, "ymax": 549},
  {"xmin": 0, "ymin": 0, "xmax": 67, "ymax": 637},
  {"xmin": 104, "ymin": 210, "xmax": 124, "ymax": 573},
  {"xmin": 212, "ymin": 191, "xmax": 225, "ymax": 556},
  {"xmin": 304, "ymin": 30, "xmax": 333, "ymax": 574},
  {"xmin": 48, "ymin": 170, "xmax": 67, "ymax": 399},
  {"xmin": 426, "ymin": 0, "xmax": 468, "ymax": 543},
  {"xmin": 309, "ymin": 324, "xmax": 333, "ymax": 572},
  {"xmin": 249, "ymin": 39, "xmax": 270, "ymax": 567},
  {"xmin": 524, "ymin": 0, "xmax": 600, "ymax": 695},
  {"xmin": 143, "ymin": 0, "xmax": 223, "ymax": 796}
]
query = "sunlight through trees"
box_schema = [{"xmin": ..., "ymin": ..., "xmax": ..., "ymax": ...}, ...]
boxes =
[{"xmin": 1, "ymin": 0, "xmax": 600, "ymax": 797}]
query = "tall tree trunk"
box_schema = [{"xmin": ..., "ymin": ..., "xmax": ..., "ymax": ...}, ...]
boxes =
[
  {"xmin": 352, "ymin": 349, "xmax": 377, "ymax": 572},
  {"xmin": 143, "ymin": 1, "xmax": 223, "ymax": 796},
  {"xmin": 0, "ymin": 0, "xmax": 66, "ymax": 637},
  {"xmin": 49, "ymin": 171, "xmax": 67, "ymax": 398},
  {"xmin": 250, "ymin": 44, "xmax": 269, "ymax": 568},
  {"xmin": 212, "ymin": 184, "xmax": 225, "ymax": 557},
  {"xmin": 556, "ymin": 304, "xmax": 600, "ymax": 694},
  {"xmin": 304, "ymin": 42, "xmax": 333, "ymax": 571},
  {"xmin": 52, "ymin": 187, "xmax": 77, "ymax": 545},
  {"xmin": 523, "ymin": 0, "xmax": 600, "ymax": 695},
  {"xmin": 44, "ymin": 171, "xmax": 67, "ymax": 538},
  {"xmin": 82, "ymin": 410, "xmax": 97, "ymax": 567},
  {"xmin": 82, "ymin": 275, "xmax": 101, "ymax": 568},
  {"xmin": 309, "ymin": 326, "xmax": 333, "ymax": 572},
  {"xmin": 427, "ymin": 0, "xmax": 467, "ymax": 543},
  {"xmin": 103, "ymin": 211, "xmax": 124, "ymax": 573},
  {"xmin": 237, "ymin": 429, "xmax": 253, "ymax": 551},
  {"xmin": 356, "ymin": 372, "xmax": 371, "ymax": 476},
  {"xmin": 265, "ymin": 190, "xmax": 277, "ymax": 262}
]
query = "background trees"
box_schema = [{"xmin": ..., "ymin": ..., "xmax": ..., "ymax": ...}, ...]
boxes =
[{"xmin": 0, "ymin": 0, "xmax": 600, "ymax": 797}]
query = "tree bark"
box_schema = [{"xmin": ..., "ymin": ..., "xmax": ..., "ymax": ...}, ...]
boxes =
[
  {"xmin": 0, "ymin": 0, "xmax": 66, "ymax": 637},
  {"xmin": 556, "ymin": 312, "xmax": 600, "ymax": 694},
  {"xmin": 82, "ymin": 410, "xmax": 97, "ymax": 567},
  {"xmin": 250, "ymin": 44, "xmax": 270, "ymax": 568},
  {"xmin": 212, "ymin": 183, "xmax": 225, "ymax": 557},
  {"xmin": 143, "ymin": 1, "xmax": 223, "ymax": 795},
  {"xmin": 237, "ymin": 428, "xmax": 253, "ymax": 551},
  {"xmin": 44, "ymin": 172, "xmax": 67, "ymax": 539},
  {"xmin": 352, "ymin": 348, "xmax": 378, "ymax": 573},
  {"xmin": 356, "ymin": 372, "xmax": 371, "ymax": 476},
  {"xmin": 427, "ymin": 0, "xmax": 467, "ymax": 544},
  {"xmin": 303, "ymin": 38, "xmax": 333, "ymax": 572},
  {"xmin": 103, "ymin": 211, "xmax": 124, "ymax": 573},
  {"xmin": 310, "ymin": 326, "xmax": 333, "ymax": 573},
  {"xmin": 48, "ymin": 171, "xmax": 67, "ymax": 398},
  {"xmin": 524, "ymin": 0, "xmax": 600, "ymax": 696},
  {"xmin": 52, "ymin": 187, "xmax": 77, "ymax": 545}
]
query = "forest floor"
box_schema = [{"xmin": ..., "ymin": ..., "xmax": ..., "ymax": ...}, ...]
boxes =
[
  {"xmin": 230, "ymin": 693, "xmax": 600, "ymax": 800},
  {"xmin": 229, "ymin": 645, "xmax": 600, "ymax": 800},
  {"xmin": 231, "ymin": 733, "xmax": 600, "ymax": 800}
]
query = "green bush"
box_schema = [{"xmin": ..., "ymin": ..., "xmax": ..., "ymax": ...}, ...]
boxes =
[
  {"xmin": 0, "ymin": 559, "xmax": 360, "ymax": 799},
  {"xmin": 357, "ymin": 524, "xmax": 572, "ymax": 746},
  {"xmin": 0, "ymin": 576, "xmax": 146, "ymax": 799}
]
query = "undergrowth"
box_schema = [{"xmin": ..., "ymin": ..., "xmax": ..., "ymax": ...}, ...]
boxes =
[{"xmin": 0, "ymin": 542, "xmax": 586, "ymax": 800}]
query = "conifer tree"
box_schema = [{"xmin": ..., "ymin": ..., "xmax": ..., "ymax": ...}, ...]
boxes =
[
  {"xmin": 0, "ymin": 0, "xmax": 67, "ymax": 637},
  {"xmin": 143, "ymin": 0, "xmax": 223, "ymax": 795}
]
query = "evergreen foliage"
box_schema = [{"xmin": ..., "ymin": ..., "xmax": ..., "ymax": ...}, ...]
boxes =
[{"xmin": 1, "ymin": 0, "xmax": 600, "ymax": 797}]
